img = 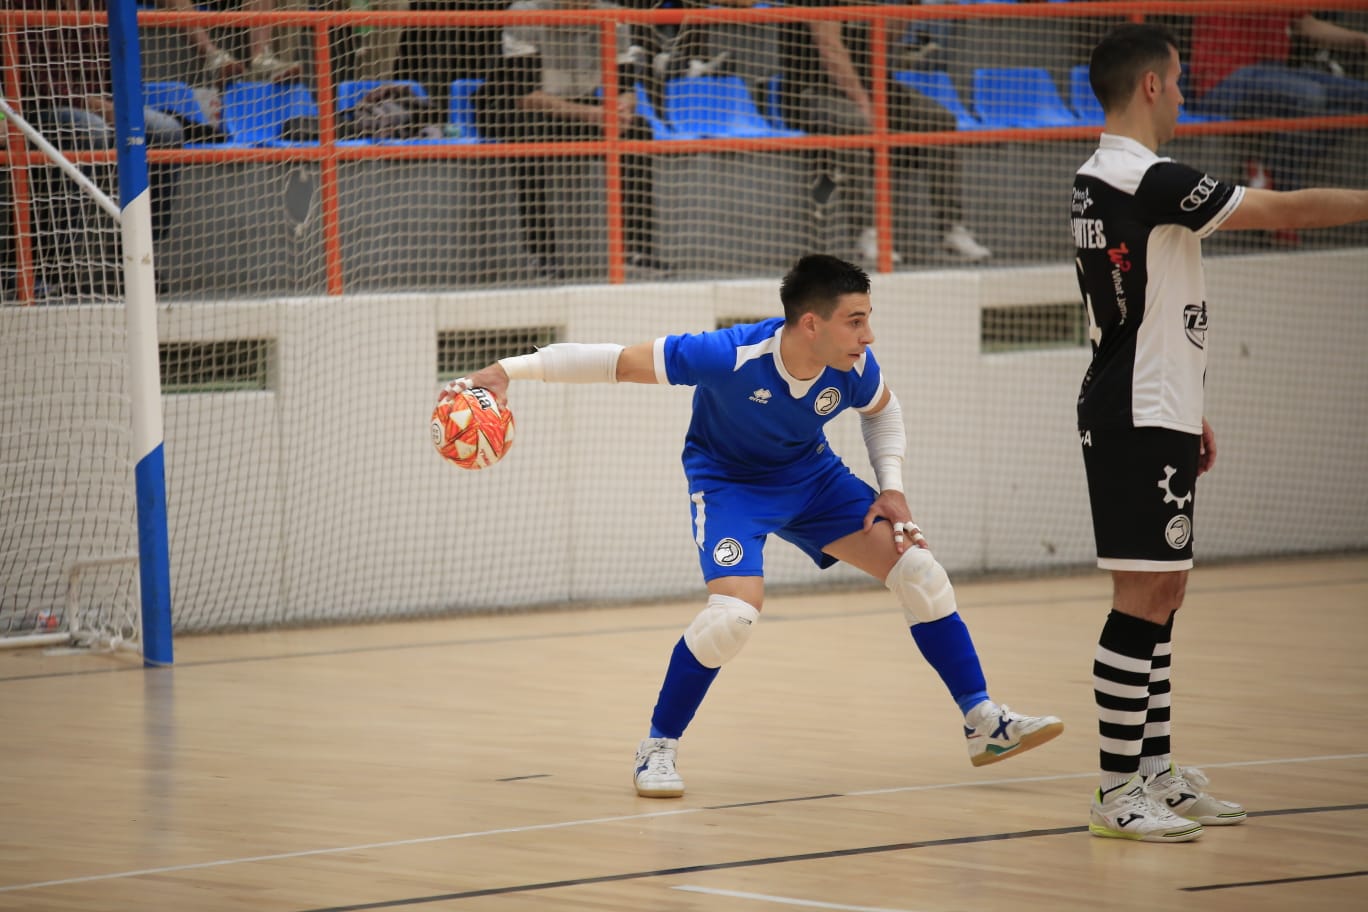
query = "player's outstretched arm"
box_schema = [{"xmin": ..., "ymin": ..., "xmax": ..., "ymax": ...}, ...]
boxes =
[
  {"xmin": 1221, "ymin": 187, "xmax": 1368, "ymax": 232},
  {"xmin": 441, "ymin": 341, "xmax": 661, "ymax": 405}
]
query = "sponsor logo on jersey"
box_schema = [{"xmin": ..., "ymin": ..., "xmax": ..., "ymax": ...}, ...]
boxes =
[
  {"xmin": 1071, "ymin": 186, "xmax": 1094, "ymax": 215},
  {"xmin": 814, "ymin": 387, "xmax": 841, "ymax": 415},
  {"xmin": 1071, "ymin": 217, "xmax": 1107, "ymax": 249},
  {"xmin": 712, "ymin": 538, "xmax": 743, "ymax": 566},
  {"xmin": 1183, "ymin": 302, "xmax": 1208, "ymax": 349},
  {"xmin": 1157, "ymin": 465, "xmax": 1193, "ymax": 509},
  {"xmin": 1179, "ymin": 175, "xmax": 1219, "ymax": 212},
  {"xmin": 1165, "ymin": 514, "xmax": 1192, "ymax": 550},
  {"xmin": 749, "ymin": 388, "xmax": 772, "ymax": 404},
  {"xmin": 1107, "ymin": 242, "xmax": 1132, "ymax": 272}
]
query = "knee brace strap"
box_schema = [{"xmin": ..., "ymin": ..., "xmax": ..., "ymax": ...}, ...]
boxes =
[
  {"xmin": 885, "ymin": 548, "xmax": 957, "ymax": 625},
  {"xmin": 683, "ymin": 594, "xmax": 759, "ymax": 668}
]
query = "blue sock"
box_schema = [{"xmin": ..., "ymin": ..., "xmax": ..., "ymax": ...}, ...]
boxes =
[
  {"xmin": 909, "ymin": 613, "xmax": 989, "ymax": 715},
  {"xmin": 648, "ymin": 637, "xmax": 720, "ymax": 739}
]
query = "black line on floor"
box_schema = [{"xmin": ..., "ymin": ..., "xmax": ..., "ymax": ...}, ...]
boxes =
[
  {"xmin": 291, "ymin": 824, "xmax": 1082, "ymax": 912},
  {"xmin": 495, "ymin": 774, "xmax": 551, "ymax": 782},
  {"xmin": 1183, "ymin": 869, "xmax": 1368, "ymax": 892},
  {"xmin": 705, "ymin": 793, "xmax": 842, "ymax": 809},
  {"xmin": 287, "ymin": 801, "xmax": 1368, "ymax": 912}
]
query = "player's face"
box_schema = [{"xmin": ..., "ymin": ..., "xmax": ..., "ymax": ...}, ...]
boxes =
[
  {"xmin": 816, "ymin": 293, "xmax": 875, "ymax": 370},
  {"xmin": 1156, "ymin": 47, "xmax": 1184, "ymax": 144}
]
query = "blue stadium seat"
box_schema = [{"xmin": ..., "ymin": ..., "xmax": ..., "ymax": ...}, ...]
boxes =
[
  {"xmin": 761, "ymin": 74, "xmax": 806, "ymax": 134},
  {"xmin": 971, "ymin": 67, "xmax": 1078, "ymax": 129},
  {"xmin": 1069, "ymin": 64, "xmax": 1104, "ymax": 126},
  {"xmin": 664, "ymin": 75, "xmax": 801, "ymax": 139},
  {"xmin": 894, "ymin": 70, "xmax": 980, "ymax": 130},
  {"xmin": 634, "ymin": 83, "xmax": 676, "ymax": 140},
  {"xmin": 222, "ymin": 82, "xmax": 317, "ymax": 146},
  {"xmin": 337, "ymin": 79, "xmax": 428, "ymax": 114},
  {"xmin": 448, "ymin": 78, "xmax": 484, "ymax": 141},
  {"xmin": 144, "ymin": 80, "xmax": 208, "ymax": 125}
]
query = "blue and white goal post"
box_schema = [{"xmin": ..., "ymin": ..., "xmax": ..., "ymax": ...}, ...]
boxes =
[
  {"xmin": 0, "ymin": 1, "xmax": 173, "ymax": 663},
  {"xmin": 110, "ymin": 0, "xmax": 174, "ymax": 665}
]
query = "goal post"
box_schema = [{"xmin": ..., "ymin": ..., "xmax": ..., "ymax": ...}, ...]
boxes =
[
  {"xmin": 110, "ymin": 0, "xmax": 173, "ymax": 666},
  {"xmin": 0, "ymin": 1, "xmax": 171, "ymax": 663}
]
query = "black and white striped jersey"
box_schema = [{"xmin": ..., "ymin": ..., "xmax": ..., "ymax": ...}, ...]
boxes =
[{"xmin": 1071, "ymin": 133, "xmax": 1245, "ymax": 434}]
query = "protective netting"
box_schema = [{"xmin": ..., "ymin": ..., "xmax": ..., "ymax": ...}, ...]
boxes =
[{"xmin": 2, "ymin": 2, "xmax": 1366, "ymax": 639}]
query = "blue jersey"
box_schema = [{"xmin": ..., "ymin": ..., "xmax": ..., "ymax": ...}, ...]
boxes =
[{"xmin": 654, "ymin": 317, "xmax": 886, "ymax": 485}]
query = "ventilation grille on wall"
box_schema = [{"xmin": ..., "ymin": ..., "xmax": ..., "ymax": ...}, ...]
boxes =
[
  {"xmin": 981, "ymin": 302, "xmax": 1086, "ymax": 353},
  {"xmin": 160, "ymin": 340, "xmax": 273, "ymax": 392}
]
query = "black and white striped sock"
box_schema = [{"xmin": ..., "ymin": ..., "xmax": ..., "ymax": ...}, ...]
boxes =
[
  {"xmin": 1094, "ymin": 609, "xmax": 1165, "ymax": 795},
  {"xmin": 1140, "ymin": 613, "xmax": 1176, "ymax": 779}
]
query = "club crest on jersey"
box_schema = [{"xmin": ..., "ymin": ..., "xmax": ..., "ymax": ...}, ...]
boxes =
[
  {"xmin": 1165, "ymin": 515, "xmax": 1192, "ymax": 549},
  {"xmin": 814, "ymin": 388, "xmax": 841, "ymax": 415},
  {"xmin": 1183, "ymin": 302, "xmax": 1208, "ymax": 349},
  {"xmin": 712, "ymin": 538, "xmax": 743, "ymax": 567}
]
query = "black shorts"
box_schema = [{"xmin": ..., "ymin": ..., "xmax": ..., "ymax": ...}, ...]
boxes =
[{"xmin": 1080, "ymin": 426, "xmax": 1198, "ymax": 571}]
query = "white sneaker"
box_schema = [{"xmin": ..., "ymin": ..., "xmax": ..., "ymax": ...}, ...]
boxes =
[
  {"xmin": 634, "ymin": 737, "xmax": 684, "ymax": 798},
  {"xmin": 1090, "ymin": 775, "xmax": 1205, "ymax": 842},
  {"xmin": 943, "ymin": 224, "xmax": 991, "ymax": 261},
  {"xmin": 250, "ymin": 52, "xmax": 302, "ymax": 83},
  {"xmin": 1145, "ymin": 763, "xmax": 1247, "ymax": 825},
  {"xmin": 964, "ymin": 702, "xmax": 1063, "ymax": 767},
  {"xmin": 858, "ymin": 227, "xmax": 902, "ymax": 265}
]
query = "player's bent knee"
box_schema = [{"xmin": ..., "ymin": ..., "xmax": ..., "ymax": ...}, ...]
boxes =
[
  {"xmin": 885, "ymin": 548, "xmax": 957, "ymax": 624},
  {"xmin": 684, "ymin": 594, "xmax": 760, "ymax": 668}
]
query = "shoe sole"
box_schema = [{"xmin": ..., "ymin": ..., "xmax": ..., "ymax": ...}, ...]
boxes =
[
  {"xmin": 1188, "ymin": 810, "xmax": 1247, "ymax": 826},
  {"xmin": 635, "ymin": 783, "xmax": 684, "ymax": 798},
  {"xmin": 969, "ymin": 720, "xmax": 1064, "ymax": 767},
  {"xmin": 1089, "ymin": 821, "xmax": 1204, "ymax": 842}
]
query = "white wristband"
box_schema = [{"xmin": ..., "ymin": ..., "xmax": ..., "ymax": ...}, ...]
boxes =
[
  {"xmin": 498, "ymin": 343, "xmax": 624, "ymax": 384},
  {"xmin": 871, "ymin": 454, "xmax": 905, "ymax": 494}
]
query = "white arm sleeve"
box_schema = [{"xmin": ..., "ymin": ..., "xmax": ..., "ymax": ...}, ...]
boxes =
[
  {"xmin": 860, "ymin": 391, "xmax": 906, "ymax": 494},
  {"xmin": 499, "ymin": 343, "xmax": 624, "ymax": 384}
]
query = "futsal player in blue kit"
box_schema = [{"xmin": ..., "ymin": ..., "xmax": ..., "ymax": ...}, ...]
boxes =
[{"xmin": 446, "ymin": 254, "xmax": 1063, "ymax": 797}]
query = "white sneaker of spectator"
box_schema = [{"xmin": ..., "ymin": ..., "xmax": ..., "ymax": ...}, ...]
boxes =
[
  {"xmin": 859, "ymin": 227, "xmax": 902, "ymax": 265},
  {"xmin": 943, "ymin": 224, "xmax": 991, "ymax": 261}
]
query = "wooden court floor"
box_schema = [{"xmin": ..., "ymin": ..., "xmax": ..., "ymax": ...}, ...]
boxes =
[{"xmin": 1, "ymin": 555, "xmax": 1365, "ymax": 912}]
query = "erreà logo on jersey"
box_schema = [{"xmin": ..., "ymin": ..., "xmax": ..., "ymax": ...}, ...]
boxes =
[
  {"xmin": 1183, "ymin": 302, "xmax": 1208, "ymax": 349},
  {"xmin": 814, "ymin": 388, "xmax": 841, "ymax": 415}
]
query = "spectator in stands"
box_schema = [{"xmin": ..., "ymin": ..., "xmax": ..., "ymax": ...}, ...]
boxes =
[
  {"xmin": 166, "ymin": 1, "xmax": 410, "ymax": 86},
  {"xmin": 1189, "ymin": 11, "xmax": 1368, "ymax": 197},
  {"xmin": 474, "ymin": 0, "xmax": 668, "ymax": 280},
  {"xmin": 20, "ymin": 0, "xmax": 183, "ymax": 290},
  {"xmin": 778, "ymin": 0, "xmax": 992, "ymax": 265},
  {"xmin": 162, "ymin": 0, "xmax": 303, "ymax": 84}
]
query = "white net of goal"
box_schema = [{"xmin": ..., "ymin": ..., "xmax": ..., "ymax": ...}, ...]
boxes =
[
  {"xmin": 2, "ymin": 3, "xmax": 1366, "ymax": 645},
  {"xmin": 2, "ymin": 4, "xmax": 141, "ymax": 649}
]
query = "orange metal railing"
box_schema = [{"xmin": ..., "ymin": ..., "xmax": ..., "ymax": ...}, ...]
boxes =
[{"xmin": 3, "ymin": 1, "xmax": 1367, "ymax": 301}]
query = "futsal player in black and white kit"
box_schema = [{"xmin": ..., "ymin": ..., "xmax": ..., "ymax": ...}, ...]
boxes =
[{"xmin": 1073, "ymin": 23, "xmax": 1368, "ymax": 843}]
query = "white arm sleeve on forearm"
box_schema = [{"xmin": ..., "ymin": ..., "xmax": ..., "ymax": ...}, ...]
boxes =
[
  {"xmin": 499, "ymin": 343, "xmax": 624, "ymax": 384},
  {"xmin": 861, "ymin": 391, "xmax": 906, "ymax": 493}
]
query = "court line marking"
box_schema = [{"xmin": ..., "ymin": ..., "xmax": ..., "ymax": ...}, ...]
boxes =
[
  {"xmin": 673, "ymin": 885, "xmax": 923, "ymax": 912},
  {"xmin": 1, "ymin": 751, "xmax": 1363, "ymax": 895},
  {"xmin": 1182, "ymin": 869, "xmax": 1368, "ymax": 892}
]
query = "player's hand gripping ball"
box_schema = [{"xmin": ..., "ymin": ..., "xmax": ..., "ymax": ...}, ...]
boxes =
[{"xmin": 431, "ymin": 387, "xmax": 515, "ymax": 470}]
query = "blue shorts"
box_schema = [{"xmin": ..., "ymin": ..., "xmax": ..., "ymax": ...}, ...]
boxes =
[{"xmin": 686, "ymin": 458, "xmax": 879, "ymax": 581}]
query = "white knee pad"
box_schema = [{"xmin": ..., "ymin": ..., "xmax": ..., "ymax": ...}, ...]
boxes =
[
  {"xmin": 683, "ymin": 594, "xmax": 760, "ymax": 669},
  {"xmin": 885, "ymin": 548, "xmax": 957, "ymax": 625}
]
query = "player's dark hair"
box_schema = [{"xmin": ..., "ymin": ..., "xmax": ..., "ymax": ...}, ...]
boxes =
[
  {"xmin": 779, "ymin": 254, "xmax": 870, "ymax": 321},
  {"xmin": 1089, "ymin": 23, "xmax": 1179, "ymax": 114}
]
